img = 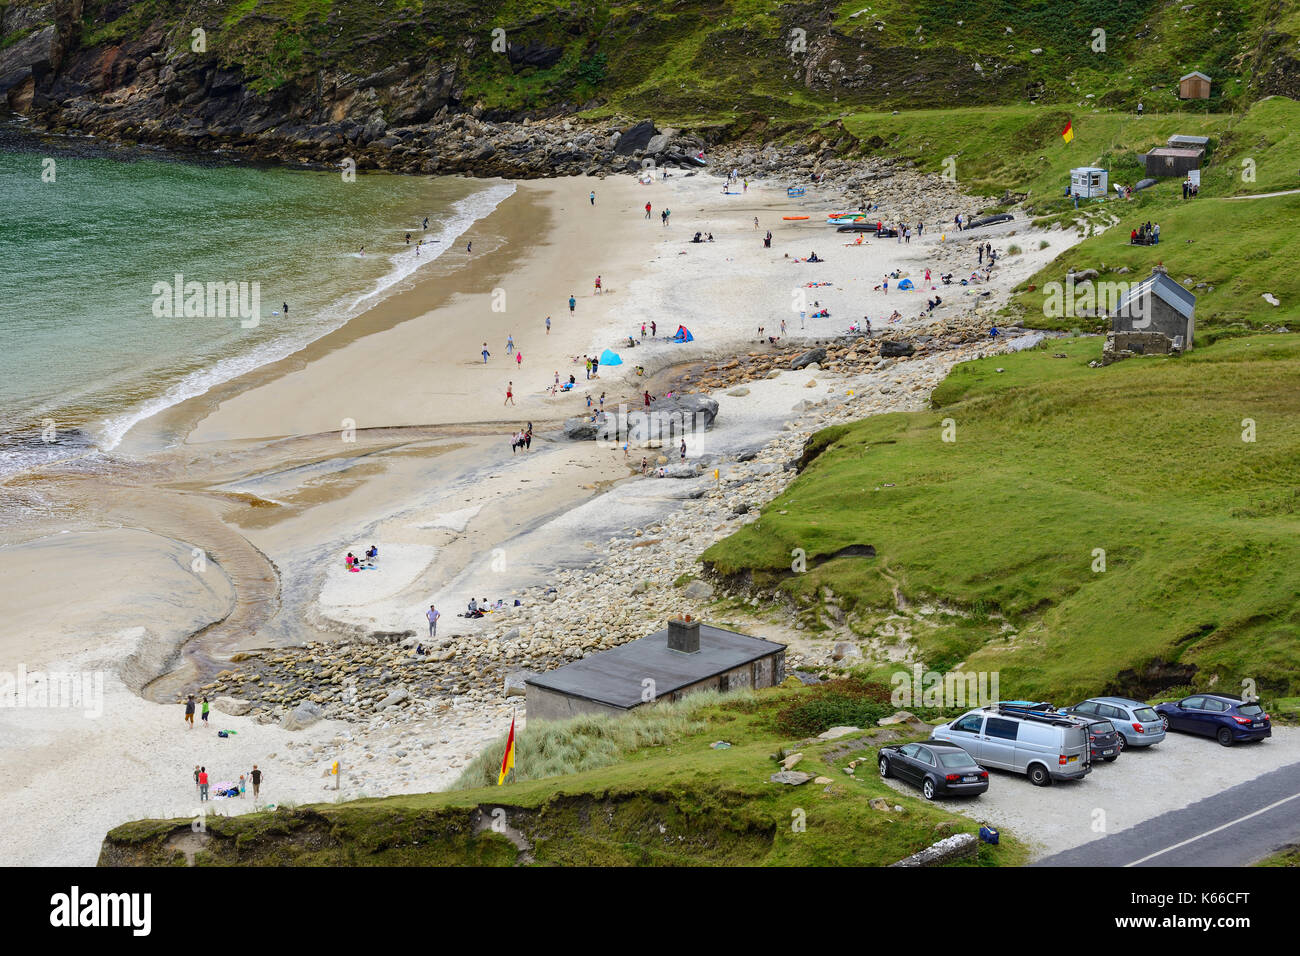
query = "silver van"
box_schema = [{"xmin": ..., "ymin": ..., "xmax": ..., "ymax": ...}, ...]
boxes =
[{"xmin": 932, "ymin": 705, "xmax": 1092, "ymax": 786}]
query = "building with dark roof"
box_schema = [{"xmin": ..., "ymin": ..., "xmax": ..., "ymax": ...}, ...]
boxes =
[
  {"xmin": 1112, "ymin": 266, "xmax": 1196, "ymax": 348},
  {"xmin": 525, "ymin": 618, "xmax": 786, "ymax": 721}
]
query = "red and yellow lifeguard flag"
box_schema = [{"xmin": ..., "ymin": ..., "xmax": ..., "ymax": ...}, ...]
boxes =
[
  {"xmin": 497, "ymin": 715, "xmax": 516, "ymax": 785},
  {"xmin": 1061, "ymin": 121, "xmax": 1074, "ymax": 143}
]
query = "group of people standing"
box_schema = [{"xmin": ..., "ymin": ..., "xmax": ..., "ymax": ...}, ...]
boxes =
[
  {"xmin": 193, "ymin": 764, "xmax": 263, "ymax": 801},
  {"xmin": 510, "ymin": 423, "xmax": 533, "ymax": 452}
]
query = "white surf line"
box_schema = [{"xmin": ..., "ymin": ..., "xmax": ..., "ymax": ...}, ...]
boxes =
[{"xmin": 1123, "ymin": 790, "xmax": 1300, "ymax": 867}]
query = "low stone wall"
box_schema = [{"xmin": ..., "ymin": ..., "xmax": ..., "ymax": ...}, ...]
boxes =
[
  {"xmin": 1101, "ymin": 331, "xmax": 1179, "ymax": 366},
  {"xmin": 889, "ymin": 832, "xmax": 979, "ymax": 867}
]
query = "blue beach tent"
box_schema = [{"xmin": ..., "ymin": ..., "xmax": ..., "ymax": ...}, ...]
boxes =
[
  {"xmin": 599, "ymin": 348, "xmax": 623, "ymax": 366},
  {"xmin": 897, "ymin": 278, "xmax": 915, "ymax": 290},
  {"xmin": 672, "ymin": 325, "xmax": 694, "ymax": 342}
]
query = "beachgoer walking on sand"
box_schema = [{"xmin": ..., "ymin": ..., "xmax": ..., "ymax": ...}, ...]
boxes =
[
  {"xmin": 481, "ymin": 344, "xmax": 490, "ymax": 363},
  {"xmin": 650, "ymin": 320, "xmax": 657, "ymax": 337},
  {"xmin": 780, "ymin": 318, "xmax": 787, "ymax": 335},
  {"xmin": 644, "ymin": 390, "xmax": 652, "ymax": 407},
  {"xmin": 505, "ymin": 381, "xmax": 515, "ymax": 406},
  {"xmin": 239, "ymin": 774, "xmax": 247, "ymax": 798},
  {"xmin": 467, "ymin": 241, "xmax": 472, "ymax": 255},
  {"xmin": 251, "ymin": 765, "xmax": 262, "ymax": 800},
  {"xmin": 645, "ymin": 202, "xmax": 652, "ymax": 219},
  {"xmin": 516, "ymin": 350, "xmax": 523, "ymax": 367},
  {"xmin": 641, "ymin": 456, "xmax": 649, "ymax": 475},
  {"xmin": 198, "ymin": 767, "xmax": 209, "ymax": 802},
  {"xmin": 640, "ymin": 322, "xmax": 646, "ymax": 338},
  {"xmin": 595, "ymin": 275, "xmax": 602, "ymax": 294},
  {"xmin": 185, "ymin": 695, "xmax": 195, "ymax": 729},
  {"xmin": 525, "ymin": 424, "xmax": 532, "ymax": 450},
  {"xmin": 423, "ymin": 217, "xmax": 429, "ymax": 230},
  {"xmin": 545, "ymin": 315, "xmax": 551, "ymax": 334},
  {"xmin": 506, "ymin": 334, "xmax": 514, "ymax": 354},
  {"xmin": 194, "ymin": 765, "xmax": 201, "ymax": 796},
  {"xmin": 590, "ymin": 190, "xmax": 596, "ymax": 205},
  {"xmin": 427, "ymin": 604, "xmax": 440, "ymax": 637},
  {"xmin": 568, "ymin": 295, "xmax": 576, "ymax": 314},
  {"xmin": 201, "ymin": 696, "xmax": 209, "ymax": 727},
  {"xmin": 680, "ymin": 438, "xmax": 686, "ymax": 461},
  {"xmin": 754, "ymin": 216, "xmax": 759, "ymax": 229},
  {"xmin": 664, "ymin": 208, "xmax": 671, "ymax": 226}
]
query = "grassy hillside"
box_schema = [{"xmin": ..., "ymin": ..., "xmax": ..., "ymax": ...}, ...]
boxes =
[
  {"xmin": 28, "ymin": 0, "xmax": 1300, "ymax": 121},
  {"xmin": 1013, "ymin": 189, "xmax": 1300, "ymax": 331},
  {"xmin": 704, "ymin": 334, "xmax": 1300, "ymax": 702},
  {"xmin": 99, "ymin": 685, "xmax": 1027, "ymax": 866}
]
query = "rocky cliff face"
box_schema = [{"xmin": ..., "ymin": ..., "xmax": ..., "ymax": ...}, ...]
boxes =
[{"xmin": 3, "ymin": 0, "xmax": 1298, "ymax": 175}]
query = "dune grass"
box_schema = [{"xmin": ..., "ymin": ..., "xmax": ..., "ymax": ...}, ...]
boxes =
[
  {"xmin": 704, "ymin": 334, "xmax": 1300, "ymax": 702},
  {"xmin": 451, "ymin": 690, "xmax": 737, "ymax": 789}
]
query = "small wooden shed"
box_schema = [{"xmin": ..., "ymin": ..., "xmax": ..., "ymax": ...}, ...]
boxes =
[{"xmin": 1179, "ymin": 71, "xmax": 1211, "ymax": 99}]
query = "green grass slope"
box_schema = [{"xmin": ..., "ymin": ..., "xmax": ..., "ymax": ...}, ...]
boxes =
[
  {"xmin": 98, "ymin": 685, "xmax": 1027, "ymax": 866},
  {"xmin": 704, "ymin": 334, "xmax": 1300, "ymax": 702}
]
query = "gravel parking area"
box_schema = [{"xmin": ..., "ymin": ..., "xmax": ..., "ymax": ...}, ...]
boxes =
[{"xmin": 879, "ymin": 726, "xmax": 1300, "ymax": 859}]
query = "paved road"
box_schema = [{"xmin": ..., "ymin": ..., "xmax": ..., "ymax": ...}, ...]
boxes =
[{"xmin": 1037, "ymin": 758, "xmax": 1300, "ymax": 866}]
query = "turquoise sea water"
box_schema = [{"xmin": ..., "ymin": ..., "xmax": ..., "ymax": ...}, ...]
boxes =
[{"xmin": 0, "ymin": 120, "xmax": 512, "ymax": 475}]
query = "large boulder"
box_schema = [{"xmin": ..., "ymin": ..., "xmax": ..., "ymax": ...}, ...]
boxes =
[
  {"xmin": 504, "ymin": 670, "xmax": 537, "ymax": 698},
  {"xmin": 563, "ymin": 417, "xmax": 601, "ymax": 441},
  {"xmin": 280, "ymin": 700, "xmax": 324, "ymax": 731},
  {"xmin": 683, "ymin": 579, "xmax": 714, "ymax": 600},
  {"xmin": 214, "ymin": 696, "xmax": 252, "ymax": 717},
  {"xmin": 880, "ymin": 340, "xmax": 915, "ymax": 358},
  {"xmin": 790, "ymin": 347, "xmax": 827, "ymax": 370},
  {"xmin": 644, "ymin": 132, "xmax": 673, "ymax": 155},
  {"xmin": 614, "ymin": 119, "xmax": 657, "ymax": 156},
  {"xmin": 627, "ymin": 395, "xmax": 719, "ymax": 443}
]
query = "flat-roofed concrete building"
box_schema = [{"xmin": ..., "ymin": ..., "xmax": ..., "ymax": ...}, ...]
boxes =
[
  {"xmin": 1145, "ymin": 146, "xmax": 1204, "ymax": 178},
  {"xmin": 525, "ymin": 618, "xmax": 786, "ymax": 722}
]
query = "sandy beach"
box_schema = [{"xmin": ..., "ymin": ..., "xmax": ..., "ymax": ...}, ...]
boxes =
[{"xmin": 0, "ymin": 165, "xmax": 1077, "ymax": 865}]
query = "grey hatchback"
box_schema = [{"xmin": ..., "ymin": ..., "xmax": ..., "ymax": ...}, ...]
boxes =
[{"xmin": 1064, "ymin": 697, "xmax": 1166, "ymax": 749}]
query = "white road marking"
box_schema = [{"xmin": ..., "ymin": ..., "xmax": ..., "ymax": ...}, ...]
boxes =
[{"xmin": 1124, "ymin": 791, "xmax": 1300, "ymax": 866}]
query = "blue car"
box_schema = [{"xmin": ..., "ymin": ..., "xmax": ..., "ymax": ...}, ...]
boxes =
[{"xmin": 1154, "ymin": 694, "xmax": 1272, "ymax": 746}]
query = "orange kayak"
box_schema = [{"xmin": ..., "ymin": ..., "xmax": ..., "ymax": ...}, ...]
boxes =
[{"xmin": 783, "ymin": 215, "xmax": 810, "ymax": 220}]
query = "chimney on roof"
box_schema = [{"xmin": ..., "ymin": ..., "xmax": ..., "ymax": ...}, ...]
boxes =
[{"xmin": 668, "ymin": 615, "xmax": 701, "ymax": 654}]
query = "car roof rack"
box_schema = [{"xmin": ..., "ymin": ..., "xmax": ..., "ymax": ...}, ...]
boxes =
[{"xmin": 988, "ymin": 701, "xmax": 1081, "ymax": 727}]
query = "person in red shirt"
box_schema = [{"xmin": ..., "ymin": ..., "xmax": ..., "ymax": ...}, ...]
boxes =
[
  {"xmin": 645, "ymin": 202, "xmax": 652, "ymax": 219},
  {"xmin": 198, "ymin": 767, "xmax": 209, "ymax": 802}
]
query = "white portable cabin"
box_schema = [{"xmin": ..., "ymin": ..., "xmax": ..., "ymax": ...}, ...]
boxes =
[{"xmin": 1070, "ymin": 167, "xmax": 1108, "ymax": 198}]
